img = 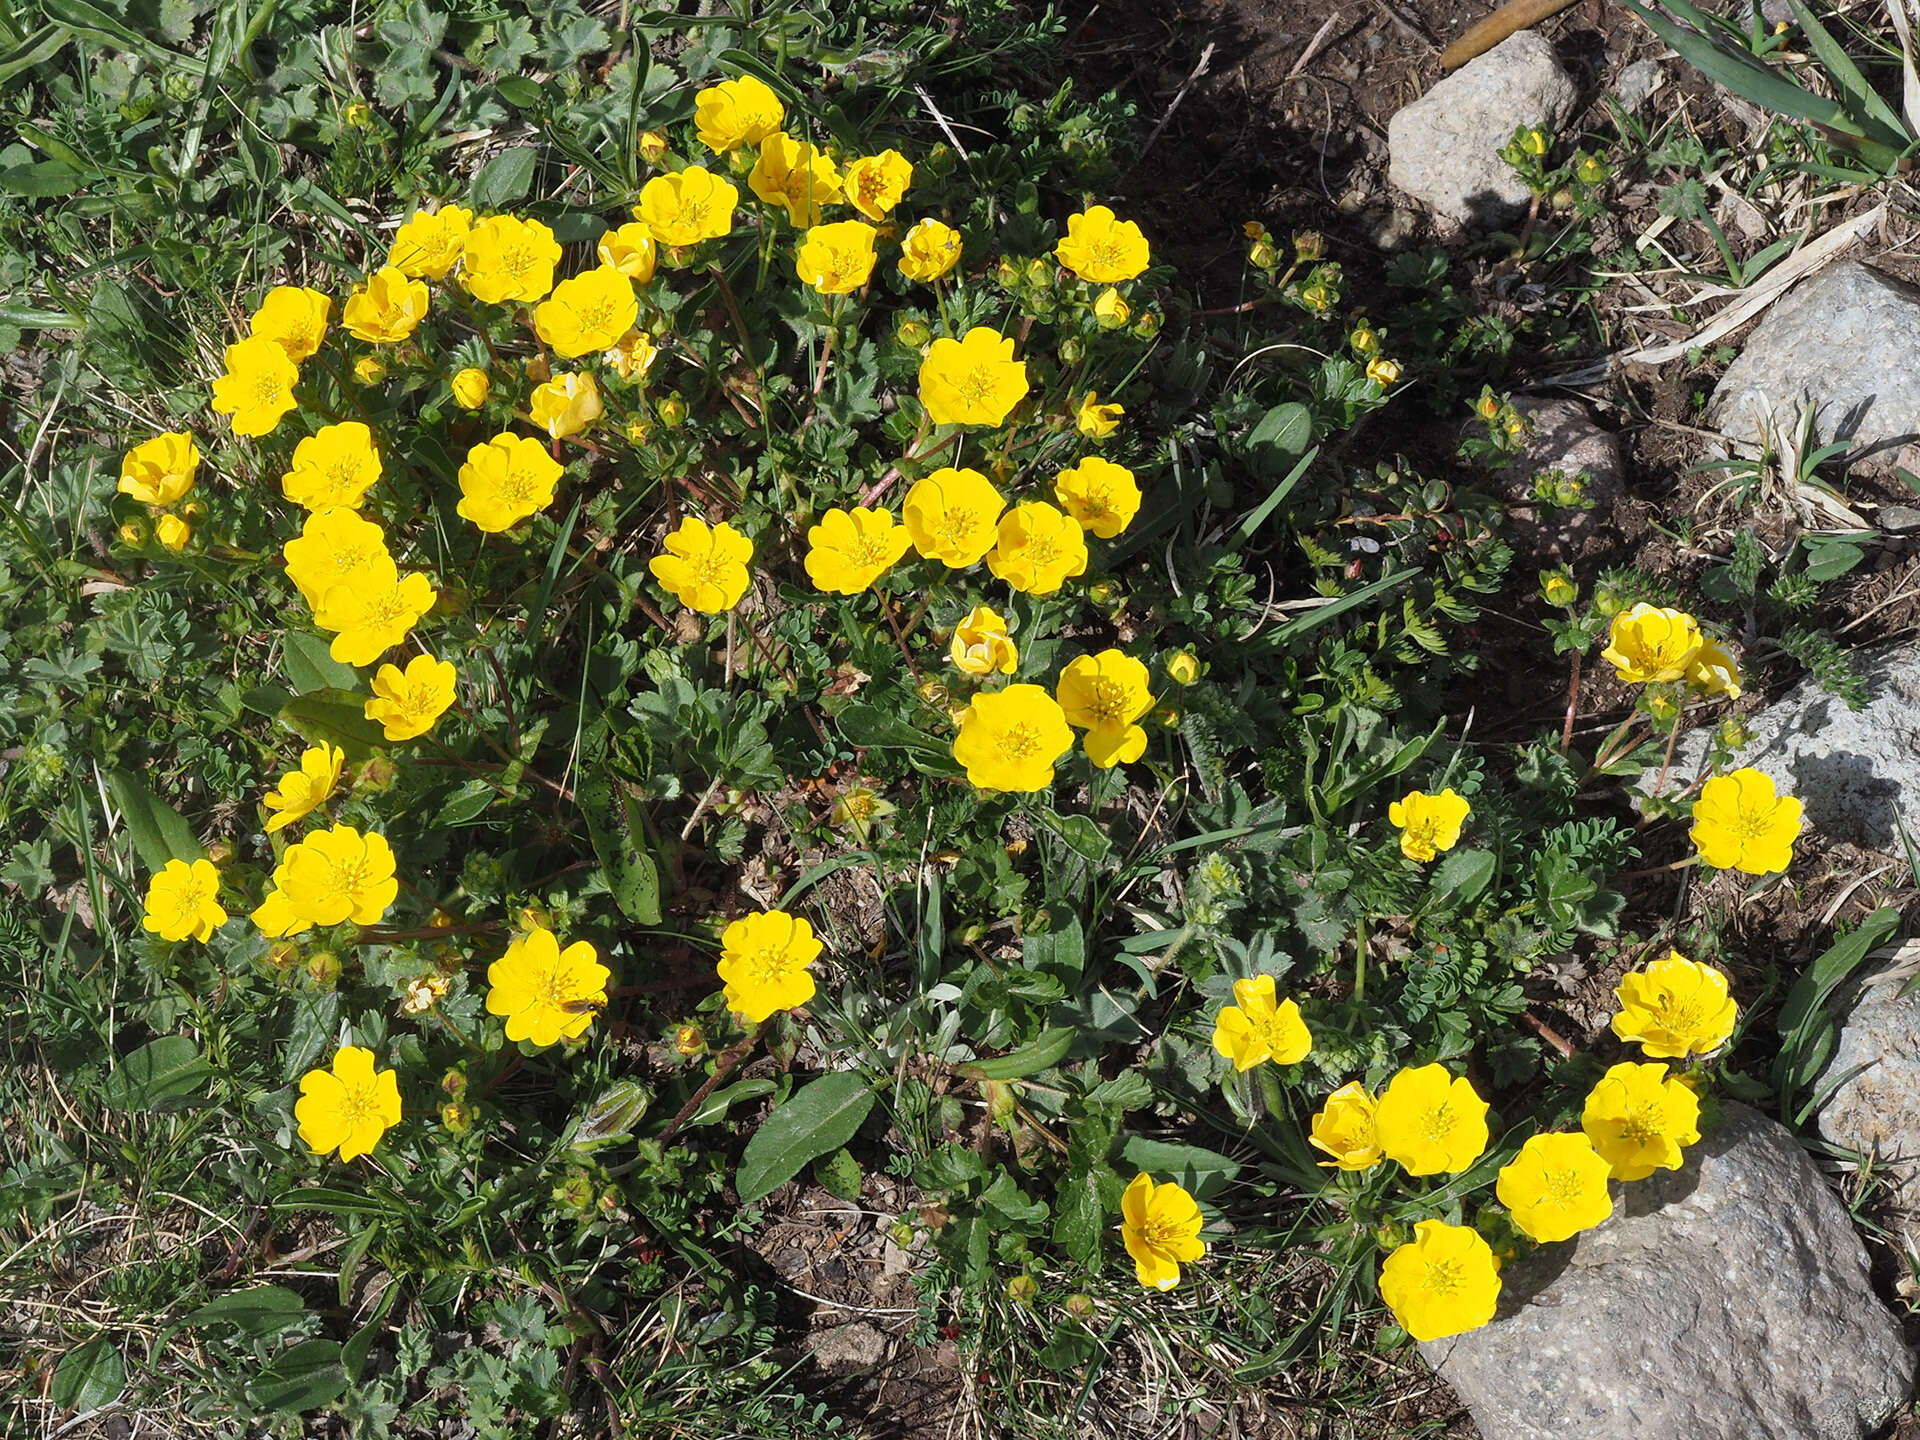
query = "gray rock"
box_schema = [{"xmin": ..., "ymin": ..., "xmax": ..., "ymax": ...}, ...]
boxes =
[
  {"xmin": 1387, "ymin": 33, "xmax": 1580, "ymax": 226},
  {"xmin": 1819, "ymin": 955, "xmax": 1920, "ymax": 1248},
  {"xmin": 1425, "ymin": 1104, "xmax": 1914, "ymax": 1440},
  {"xmin": 1613, "ymin": 58, "xmax": 1663, "ymax": 113},
  {"xmin": 1880, "ymin": 504, "xmax": 1920, "ymax": 533},
  {"xmin": 806, "ymin": 1320, "xmax": 889, "ymax": 1375},
  {"xmin": 1708, "ymin": 261, "xmax": 1920, "ymax": 470},
  {"xmin": 1492, "ymin": 398, "xmax": 1623, "ymax": 561}
]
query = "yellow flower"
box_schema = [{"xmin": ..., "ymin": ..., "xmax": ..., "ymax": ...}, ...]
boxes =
[
  {"xmin": 638, "ymin": 129, "xmax": 670, "ymax": 163},
  {"xmin": 1689, "ymin": 767, "xmax": 1803, "ymax": 874},
  {"xmin": 281, "ymin": 421, "xmax": 383, "ymax": 512},
  {"xmin": 451, "ymin": 367, "xmax": 491, "ymax": 409},
  {"xmin": 650, "ymin": 516, "xmax": 754, "ymax": 613},
  {"xmin": 1688, "ymin": 637, "xmax": 1742, "ymax": 699},
  {"xmin": 354, "ymin": 356, "xmax": 385, "ymax": 384},
  {"xmin": 342, "ymin": 266, "xmax": 430, "ymax": 343},
  {"xmin": 119, "ymin": 433, "xmax": 200, "ymax": 506},
  {"xmin": 1119, "ymin": 1173, "xmax": 1206, "ymax": 1291},
  {"xmin": 262, "ymin": 743, "xmax": 346, "ymax": 834},
  {"xmin": 803, "ymin": 505, "xmax": 912, "ymax": 594},
  {"xmin": 251, "ymin": 824, "xmax": 398, "ymax": 936},
  {"xmin": 461, "ymin": 214, "xmax": 563, "ymax": 305},
  {"xmin": 717, "ymin": 909, "xmax": 821, "ymax": 1023},
  {"xmin": 747, "ymin": 133, "xmax": 843, "ymax": 227},
  {"xmin": 842, "ymin": 149, "xmax": 912, "ymax": 219},
  {"xmin": 898, "ymin": 218, "xmax": 962, "ymax": 282},
  {"xmin": 597, "ymin": 222, "xmax": 659, "ymax": 284},
  {"xmin": 603, "ymin": 330, "xmax": 658, "ymax": 382},
  {"xmin": 155, "ymin": 514, "xmax": 191, "ymax": 551},
  {"xmin": 949, "ymin": 604, "xmax": 1018, "ymax": 676},
  {"xmin": 486, "ymin": 924, "xmax": 611, "ymax": 1047},
  {"xmin": 343, "ymin": 100, "xmax": 372, "ymax": 128},
  {"xmin": 1166, "ymin": 651, "xmax": 1200, "ymax": 686},
  {"xmin": 795, "ymin": 220, "xmax": 879, "ymax": 294},
  {"xmin": 1076, "ymin": 392, "xmax": 1124, "ymax": 439},
  {"xmin": 1210, "ymin": 974, "xmax": 1311, "ymax": 1071},
  {"xmin": 1309, "ymin": 1081, "xmax": 1384, "ymax": 1170},
  {"xmin": 312, "ymin": 569, "xmax": 437, "ymax": 666},
  {"xmin": 1496, "ymin": 1132, "xmax": 1614, "ymax": 1243},
  {"xmin": 365, "ymin": 654, "xmax": 458, "ymax": 741},
  {"xmin": 1093, "ymin": 286, "xmax": 1130, "ymax": 327},
  {"xmin": 534, "ymin": 265, "xmax": 640, "ymax": 358},
  {"xmin": 1056, "ymin": 648, "xmax": 1152, "ymax": 768},
  {"xmin": 1374, "ymin": 1063, "xmax": 1489, "ymax": 1175},
  {"xmin": 952, "ymin": 684, "xmax": 1073, "ymax": 792},
  {"xmin": 988, "ymin": 502, "xmax": 1088, "ymax": 596},
  {"xmin": 1366, "ymin": 357, "xmax": 1403, "ymax": 386},
  {"xmin": 693, "ymin": 73, "xmax": 785, "ymax": 153},
  {"xmin": 636, "ymin": 167, "xmax": 738, "ymax": 246},
  {"xmin": 454, "ymin": 434, "xmax": 564, "ymax": 534},
  {"xmin": 282, "ymin": 506, "xmax": 393, "ymax": 610},
  {"xmin": 295, "ymin": 1046, "xmax": 401, "ymax": 1161},
  {"xmin": 1581, "ymin": 1060, "xmax": 1701, "ymax": 1180},
  {"xmin": 902, "ymin": 467, "xmax": 1007, "ymax": 567},
  {"xmin": 1052, "ymin": 457, "xmax": 1141, "ymax": 538},
  {"xmin": 529, "ymin": 371, "xmax": 602, "ymax": 440},
  {"xmin": 210, "ymin": 334, "xmax": 301, "ymax": 437},
  {"xmin": 140, "ymin": 858, "xmax": 228, "ymax": 942},
  {"xmin": 1601, "ymin": 603, "xmax": 1704, "ymax": 684},
  {"xmin": 1054, "ymin": 205, "xmax": 1151, "ymax": 283},
  {"xmin": 1611, "ymin": 950, "xmax": 1738, "ymax": 1058},
  {"xmin": 248, "ymin": 286, "xmax": 333, "ymax": 363},
  {"xmin": 387, "ymin": 204, "xmax": 473, "ymax": 279},
  {"xmin": 1379, "ymin": 1220, "xmax": 1501, "ymax": 1343},
  {"xmin": 918, "ymin": 327, "xmax": 1029, "ymax": 428},
  {"xmin": 1388, "ymin": 787, "xmax": 1470, "ymax": 863}
]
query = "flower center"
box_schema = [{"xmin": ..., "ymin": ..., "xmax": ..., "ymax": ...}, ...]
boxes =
[
  {"xmin": 1139, "ymin": 1216, "xmax": 1184, "ymax": 1252},
  {"xmin": 364, "ymin": 588, "xmax": 409, "ymax": 628},
  {"xmin": 1423, "ymin": 1258, "xmax": 1462, "ymax": 1296},
  {"xmin": 172, "ymin": 877, "xmax": 208, "ymax": 920},
  {"xmin": 498, "ymin": 468, "xmax": 537, "ymax": 507},
  {"xmin": 743, "ymin": 945, "xmax": 789, "ymax": 988},
  {"xmin": 1541, "ymin": 1168, "xmax": 1587, "ymax": 1207},
  {"xmin": 1083, "ymin": 677, "xmax": 1130, "ymax": 725},
  {"xmin": 1618, "ymin": 1100, "xmax": 1664, "ymax": 1144},
  {"xmin": 999, "ymin": 721, "xmax": 1042, "ymax": 762},
  {"xmin": 1421, "ymin": 1101, "xmax": 1455, "ymax": 1144},
  {"xmin": 335, "ymin": 1078, "xmax": 379, "ymax": 1129},
  {"xmin": 955, "ymin": 367, "xmax": 999, "ymax": 408},
  {"xmin": 932, "ymin": 507, "xmax": 978, "ymax": 550},
  {"xmin": 848, "ymin": 535, "xmax": 891, "ymax": 568},
  {"xmin": 321, "ymin": 854, "xmax": 370, "ymax": 907},
  {"xmin": 498, "ymin": 242, "xmax": 533, "ymax": 281},
  {"xmin": 252, "ymin": 371, "xmax": 285, "ymax": 406}
]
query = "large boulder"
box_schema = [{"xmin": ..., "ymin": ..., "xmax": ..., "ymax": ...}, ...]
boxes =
[
  {"xmin": 1424, "ymin": 1103, "xmax": 1914, "ymax": 1440},
  {"xmin": 1819, "ymin": 954, "xmax": 1920, "ymax": 1249},
  {"xmin": 1387, "ymin": 33, "xmax": 1579, "ymax": 226},
  {"xmin": 1708, "ymin": 260, "xmax": 1920, "ymax": 468}
]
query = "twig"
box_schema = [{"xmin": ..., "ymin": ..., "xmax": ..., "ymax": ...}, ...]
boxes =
[
  {"xmin": 1559, "ymin": 649, "xmax": 1581, "ymax": 754},
  {"xmin": 1438, "ymin": 0, "xmax": 1583, "ymax": 70},
  {"xmin": 914, "ymin": 83, "xmax": 970, "ymax": 159},
  {"xmin": 1142, "ymin": 42, "xmax": 1216, "ymax": 158},
  {"xmin": 657, "ymin": 1021, "xmax": 772, "ymax": 1147}
]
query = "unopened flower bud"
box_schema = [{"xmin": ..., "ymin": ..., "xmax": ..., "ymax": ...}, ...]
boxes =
[
  {"xmin": 674, "ymin": 1024, "xmax": 705, "ymax": 1057},
  {"xmin": 1540, "ymin": 570, "xmax": 1577, "ymax": 607},
  {"xmin": 638, "ymin": 130, "xmax": 669, "ymax": 164},
  {"xmin": 352, "ymin": 356, "xmax": 385, "ymax": 385},
  {"xmin": 1167, "ymin": 651, "xmax": 1200, "ymax": 685},
  {"xmin": 1293, "ymin": 230, "xmax": 1325, "ymax": 261},
  {"xmin": 440, "ymin": 1101, "xmax": 472, "ymax": 1132},
  {"xmin": 442, "ymin": 1068, "xmax": 468, "ymax": 1100},
  {"xmin": 1575, "ymin": 154, "xmax": 1609, "ymax": 186},
  {"xmin": 895, "ymin": 319, "xmax": 930, "ymax": 349},
  {"xmin": 118, "ymin": 519, "xmax": 147, "ymax": 546},
  {"xmin": 1063, "ymin": 1293, "xmax": 1095, "ymax": 1319},
  {"xmin": 1365, "ymin": 357, "xmax": 1402, "ymax": 386},
  {"xmin": 657, "ymin": 394, "xmax": 687, "ymax": 427},
  {"xmin": 306, "ymin": 950, "xmax": 341, "ymax": 988},
  {"xmin": 1248, "ymin": 236, "xmax": 1278, "ymax": 269},
  {"xmin": 1058, "ymin": 336, "xmax": 1084, "ymax": 366},
  {"xmin": 452, "ymin": 367, "xmax": 490, "ymax": 409},
  {"xmin": 343, "ymin": 100, "xmax": 372, "ymax": 129},
  {"xmin": 1006, "ymin": 1274, "xmax": 1038, "ymax": 1303}
]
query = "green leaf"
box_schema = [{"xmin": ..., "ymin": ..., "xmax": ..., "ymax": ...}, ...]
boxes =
[
  {"xmin": 736, "ymin": 1072, "xmax": 875, "ymax": 1203},
  {"xmin": 956, "ymin": 1027, "xmax": 1076, "ymax": 1081},
  {"xmin": 494, "ymin": 75, "xmax": 544, "ymax": 108},
  {"xmin": 1120, "ymin": 1136, "xmax": 1241, "ymax": 1201},
  {"xmin": 101, "ymin": 1035, "xmax": 212, "ymax": 1113},
  {"xmin": 1773, "ymin": 906, "xmax": 1901, "ymax": 1110},
  {"xmin": 433, "ymin": 779, "xmax": 499, "ymax": 827},
  {"xmin": 184, "ymin": 1285, "xmax": 310, "ymax": 1338},
  {"xmin": 104, "ymin": 768, "xmax": 203, "ymax": 871},
  {"xmin": 470, "ymin": 145, "xmax": 539, "ymax": 209},
  {"xmin": 1035, "ymin": 809, "xmax": 1111, "ymax": 863},
  {"xmin": 834, "ymin": 702, "xmax": 949, "ymax": 754},
  {"xmin": 1052, "ymin": 1169, "xmax": 1105, "ymax": 1268},
  {"xmin": 978, "ymin": 1170, "xmax": 1048, "ymax": 1232},
  {"xmin": 0, "ymin": 159, "xmax": 83, "ymax": 196},
  {"xmin": 1229, "ymin": 446, "xmax": 1319, "ymax": 552},
  {"xmin": 278, "ymin": 689, "xmax": 386, "ymax": 758},
  {"xmin": 1427, "ymin": 847, "xmax": 1497, "ymax": 908},
  {"xmin": 570, "ymin": 1079, "xmax": 651, "ymax": 1151},
  {"xmin": 1243, "ymin": 402, "xmax": 1313, "ymax": 476},
  {"xmin": 246, "ymin": 1339, "xmax": 349, "ymax": 1413},
  {"xmin": 577, "ymin": 765, "xmax": 662, "ymax": 925},
  {"xmin": 49, "ymin": 1337, "xmax": 125, "ymax": 1409},
  {"xmin": 813, "ymin": 1147, "xmax": 863, "ymax": 1201},
  {"xmin": 1024, "ymin": 916, "xmax": 1086, "ymax": 986},
  {"xmin": 682, "ymin": 1077, "xmax": 776, "ymax": 1128},
  {"xmin": 280, "ymin": 631, "xmax": 360, "ymax": 695}
]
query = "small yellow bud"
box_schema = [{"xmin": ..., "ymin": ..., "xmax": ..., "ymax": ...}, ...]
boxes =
[
  {"xmin": 1242, "ymin": 221, "xmax": 1268, "ymax": 241},
  {"xmin": 451, "ymin": 367, "xmax": 490, "ymax": 409},
  {"xmin": 638, "ymin": 130, "xmax": 669, "ymax": 163},
  {"xmin": 1166, "ymin": 651, "xmax": 1200, "ymax": 686},
  {"xmin": 155, "ymin": 513, "xmax": 191, "ymax": 551},
  {"xmin": 895, "ymin": 319, "xmax": 931, "ymax": 349},
  {"xmin": 1540, "ymin": 571, "xmax": 1578, "ymax": 608},
  {"xmin": 1093, "ymin": 287, "xmax": 1130, "ymax": 328},
  {"xmin": 1248, "ymin": 237, "xmax": 1279, "ymax": 269},
  {"xmin": 674, "ymin": 1024, "xmax": 705, "ymax": 1057},
  {"xmin": 343, "ymin": 100, "xmax": 372, "ymax": 129},
  {"xmin": 1520, "ymin": 127, "xmax": 1549, "ymax": 157},
  {"xmin": 1349, "ymin": 325, "xmax": 1380, "ymax": 356},
  {"xmin": 306, "ymin": 951, "xmax": 342, "ymax": 987},
  {"xmin": 1365, "ymin": 357, "xmax": 1402, "ymax": 386},
  {"xmin": 1575, "ymin": 154, "xmax": 1609, "ymax": 186},
  {"xmin": 353, "ymin": 355, "xmax": 386, "ymax": 384},
  {"xmin": 625, "ymin": 417, "xmax": 654, "ymax": 443},
  {"xmin": 180, "ymin": 498, "xmax": 208, "ymax": 524},
  {"xmin": 440, "ymin": 1101, "xmax": 473, "ymax": 1133},
  {"xmin": 656, "ymin": 393, "xmax": 687, "ymax": 427},
  {"xmin": 118, "ymin": 519, "xmax": 147, "ymax": 547}
]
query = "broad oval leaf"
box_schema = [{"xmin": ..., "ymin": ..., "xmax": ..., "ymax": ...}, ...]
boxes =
[
  {"xmin": 101, "ymin": 1035, "xmax": 211, "ymax": 1113},
  {"xmin": 49, "ymin": 1337, "xmax": 125, "ymax": 1410},
  {"xmin": 736, "ymin": 1072, "xmax": 874, "ymax": 1203}
]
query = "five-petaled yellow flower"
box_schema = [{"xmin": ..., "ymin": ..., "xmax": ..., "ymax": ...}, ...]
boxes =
[
  {"xmin": 597, "ymin": 222, "xmax": 659, "ymax": 284},
  {"xmin": 365, "ymin": 654, "xmax": 459, "ymax": 741},
  {"xmin": 898, "ymin": 218, "xmax": 962, "ymax": 282},
  {"xmin": 461, "ymin": 214, "xmax": 562, "ymax": 304},
  {"xmin": 804, "ymin": 506, "xmax": 912, "ymax": 594},
  {"xmin": 281, "ymin": 421, "xmax": 383, "ymax": 512},
  {"xmin": 952, "ymin": 684, "xmax": 1074, "ymax": 793},
  {"xmin": 1601, "ymin": 603, "xmax": 1704, "ymax": 684},
  {"xmin": 1055, "ymin": 205, "xmax": 1151, "ymax": 283},
  {"xmin": 918, "ymin": 328, "xmax": 1030, "ymax": 428},
  {"xmin": 1496, "ymin": 1132, "xmax": 1613, "ymax": 1243},
  {"xmin": 1689, "ymin": 767, "xmax": 1802, "ymax": 874},
  {"xmin": 949, "ymin": 604, "xmax": 1018, "ymax": 676},
  {"xmin": 249, "ymin": 285, "xmax": 333, "ymax": 363},
  {"xmin": 1120, "ymin": 1173, "xmax": 1206, "ymax": 1291},
  {"xmin": 1687, "ymin": 637, "xmax": 1742, "ymax": 699},
  {"xmin": 263, "ymin": 743, "xmax": 346, "ymax": 834},
  {"xmin": 694, "ymin": 73, "xmax": 785, "ymax": 153},
  {"xmin": 1379, "ymin": 1220, "xmax": 1501, "ymax": 1343},
  {"xmin": 1374, "ymin": 1063, "xmax": 1489, "ymax": 1175},
  {"xmin": 748, "ymin": 133, "xmax": 843, "ymax": 227},
  {"xmin": 534, "ymin": 265, "xmax": 639, "ymax": 358},
  {"xmin": 486, "ymin": 924, "xmax": 612, "ymax": 1047},
  {"xmin": 902, "ymin": 467, "xmax": 1007, "ymax": 568},
  {"xmin": 120, "ymin": 433, "xmax": 200, "ymax": 506},
  {"xmin": 529, "ymin": 370, "xmax": 602, "ymax": 440},
  {"xmin": 1389, "ymin": 787, "xmax": 1470, "ymax": 863},
  {"xmin": 251, "ymin": 823, "xmax": 399, "ymax": 936},
  {"xmin": 843, "ymin": 150, "xmax": 912, "ymax": 219},
  {"xmin": 1309, "ymin": 1081, "xmax": 1384, "ymax": 1170},
  {"xmin": 313, "ymin": 568, "xmax": 438, "ymax": 666},
  {"xmin": 1611, "ymin": 951, "xmax": 1738, "ymax": 1058},
  {"xmin": 1053, "ymin": 457, "xmax": 1141, "ymax": 539},
  {"xmin": 637, "ymin": 167, "xmax": 739, "ymax": 246},
  {"xmin": 717, "ymin": 909, "xmax": 821, "ymax": 1023},
  {"xmin": 211, "ymin": 335, "xmax": 301, "ymax": 437},
  {"xmin": 1581, "ymin": 1060, "xmax": 1700, "ymax": 1181},
  {"xmin": 1076, "ymin": 392, "xmax": 1124, "ymax": 439},
  {"xmin": 1056, "ymin": 648, "xmax": 1153, "ymax": 768},
  {"xmin": 282, "ymin": 507, "xmax": 393, "ymax": 609},
  {"xmin": 387, "ymin": 205, "xmax": 473, "ymax": 279},
  {"xmin": 1210, "ymin": 974, "xmax": 1311, "ymax": 1071},
  {"xmin": 457, "ymin": 433, "xmax": 565, "ymax": 533},
  {"xmin": 989, "ymin": 501, "xmax": 1088, "ymax": 597},
  {"xmin": 342, "ymin": 266, "xmax": 430, "ymax": 344},
  {"xmin": 650, "ymin": 516, "xmax": 754, "ymax": 613},
  {"xmin": 295, "ymin": 1046, "xmax": 402, "ymax": 1162},
  {"xmin": 141, "ymin": 857, "xmax": 228, "ymax": 942},
  {"xmin": 451, "ymin": 367, "xmax": 491, "ymax": 409},
  {"xmin": 796, "ymin": 220, "xmax": 879, "ymax": 295}
]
